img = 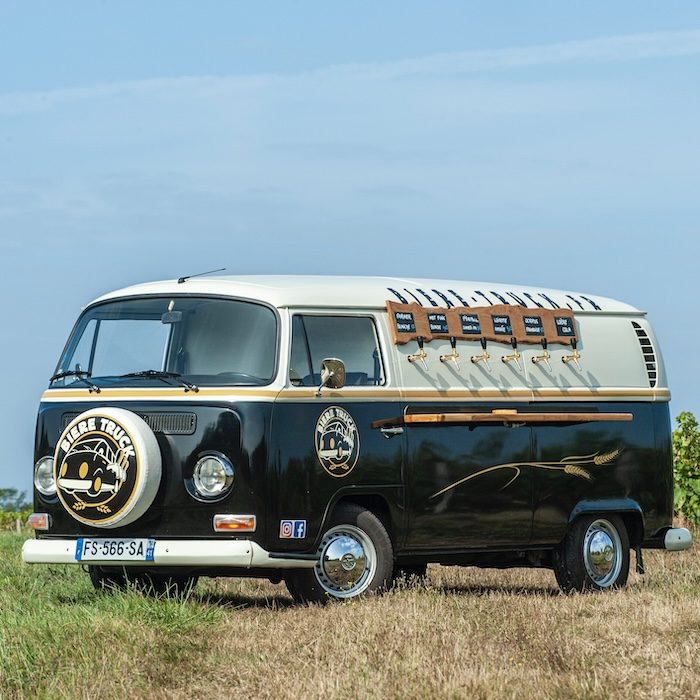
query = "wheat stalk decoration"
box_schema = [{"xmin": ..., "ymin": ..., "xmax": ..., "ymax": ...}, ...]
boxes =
[{"xmin": 430, "ymin": 447, "xmax": 623, "ymax": 499}]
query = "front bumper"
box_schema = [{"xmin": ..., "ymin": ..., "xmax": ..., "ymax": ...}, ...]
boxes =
[
  {"xmin": 664, "ymin": 527, "xmax": 693, "ymax": 551},
  {"xmin": 22, "ymin": 538, "xmax": 316, "ymax": 569}
]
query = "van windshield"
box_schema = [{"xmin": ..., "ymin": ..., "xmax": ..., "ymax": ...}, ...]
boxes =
[{"xmin": 52, "ymin": 296, "xmax": 277, "ymax": 388}]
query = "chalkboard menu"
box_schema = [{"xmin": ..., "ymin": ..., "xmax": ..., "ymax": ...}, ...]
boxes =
[
  {"xmin": 554, "ymin": 315, "xmax": 575, "ymax": 337},
  {"xmin": 491, "ymin": 314, "xmax": 512, "ymax": 336},
  {"xmin": 459, "ymin": 313, "xmax": 481, "ymax": 335},
  {"xmin": 427, "ymin": 311, "xmax": 450, "ymax": 338},
  {"xmin": 523, "ymin": 315, "xmax": 545, "ymax": 336},
  {"xmin": 395, "ymin": 310, "xmax": 416, "ymax": 334}
]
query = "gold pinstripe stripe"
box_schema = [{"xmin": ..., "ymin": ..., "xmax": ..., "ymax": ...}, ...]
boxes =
[{"xmin": 42, "ymin": 387, "xmax": 670, "ymax": 402}]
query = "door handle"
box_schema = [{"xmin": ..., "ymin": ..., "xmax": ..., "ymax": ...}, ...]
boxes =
[{"xmin": 380, "ymin": 426, "xmax": 404, "ymax": 438}]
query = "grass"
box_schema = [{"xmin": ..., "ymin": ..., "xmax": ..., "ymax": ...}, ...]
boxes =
[{"xmin": 1, "ymin": 531, "xmax": 698, "ymax": 699}]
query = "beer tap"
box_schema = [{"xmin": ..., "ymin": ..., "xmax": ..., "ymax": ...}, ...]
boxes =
[
  {"xmin": 562, "ymin": 338, "xmax": 581, "ymax": 370},
  {"xmin": 470, "ymin": 337, "xmax": 490, "ymax": 371},
  {"xmin": 408, "ymin": 336, "xmax": 428, "ymax": 370},
  {"xmin": 440, "ymin": 336, "xmax": 460, "ymax": 370},
  {"xmin": 532, "ymin": 338, "xmax": 551, "ymax": 371},
  {"xmin": 501, "ymin": 337, "xmax": 522, "ymax": 370}
]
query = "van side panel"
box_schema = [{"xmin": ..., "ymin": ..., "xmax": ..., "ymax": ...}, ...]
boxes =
[
  {"xmin": 404, "ymin": 413, "xmax": 533, "ymax": 549},
  {"xmin": 531, "ymin": 401, "xmax": 673, "ymax": 545},
  {"xmin": 270, "ymin": 400, "xmax": 404, "ymax": 553}
]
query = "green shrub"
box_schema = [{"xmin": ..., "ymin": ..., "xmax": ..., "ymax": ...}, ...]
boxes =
[
  {"xmin": 673, "ymin": 411, "xmax": 700, "ymax": 525},
  {"xmin": 0, "ymin": 509, "xmax": 32, "ymax": 532}
]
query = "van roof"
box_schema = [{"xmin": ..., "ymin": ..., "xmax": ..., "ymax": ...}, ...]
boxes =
[{"xmin": 93, "ymin": 275, "xmax": 641, "ymax": 314}]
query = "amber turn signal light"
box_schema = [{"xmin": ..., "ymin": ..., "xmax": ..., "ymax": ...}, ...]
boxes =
[
  {"xmin": 27, "ymin": 513, "xmax": 51, "ymax": 531},
  {"xmin": 213, "ymin": 514, "xmax": 256, "ymax": 532}
]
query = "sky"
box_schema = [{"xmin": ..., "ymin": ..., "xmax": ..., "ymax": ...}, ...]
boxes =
[{"xmin": 1, "ymin": 1, "xmax": 699, "ymax": 493}]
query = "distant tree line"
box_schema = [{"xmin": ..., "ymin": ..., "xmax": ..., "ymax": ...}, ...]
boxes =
[{"xmin": 0, "ymin": 488, "xmax": 30, "ymax": 512}]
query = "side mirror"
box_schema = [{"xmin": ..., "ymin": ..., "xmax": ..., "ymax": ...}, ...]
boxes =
[{"xmin": 316, "ymin": 358, "xmax": 346, "ymax": 396}]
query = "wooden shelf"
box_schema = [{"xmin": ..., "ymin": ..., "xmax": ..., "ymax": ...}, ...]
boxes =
[{"xmin": 372, "ymin": 411, "xmax": 632, "ymax": 428}]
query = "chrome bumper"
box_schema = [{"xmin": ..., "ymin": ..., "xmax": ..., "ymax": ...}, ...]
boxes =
[
  {"xmin": 664, "ymin": 527, "xmax": 693, "ymax": 551},
  {"xmin": 22, "ymin": 538, "xmax": 316, "ymax": 569}
]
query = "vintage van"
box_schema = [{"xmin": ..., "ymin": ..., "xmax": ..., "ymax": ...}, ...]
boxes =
[{"xmin": 23, "ymin": 275, "xmax": 692, "ymax": 601}]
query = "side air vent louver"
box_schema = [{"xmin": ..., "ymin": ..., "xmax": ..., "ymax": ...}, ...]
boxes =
[
  {"xmin": 631, "ymin": 322, "xmax": 657, "ymax": 388},
  {"xmin": 61, "ymin": 412, "xmax": 197, "ymax": 435}
]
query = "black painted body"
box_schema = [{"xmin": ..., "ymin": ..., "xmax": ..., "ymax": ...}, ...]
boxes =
[{"xmin": 34, "ymin": 395, "xmax": 674, "ymax": 572}]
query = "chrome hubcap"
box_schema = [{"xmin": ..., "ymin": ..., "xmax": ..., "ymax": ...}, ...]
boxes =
[
  {"xmin": 315, "ymin": 525, "xmax": 376, "ymax": 598},
  {"xmin": 583, "ymin": 519, "xmax": 622, "ymax": 587}
]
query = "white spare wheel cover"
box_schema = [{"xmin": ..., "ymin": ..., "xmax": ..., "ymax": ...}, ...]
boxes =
[{"xmin": 53, "ymin": 407, "xmax": 162, "ymax": 529}]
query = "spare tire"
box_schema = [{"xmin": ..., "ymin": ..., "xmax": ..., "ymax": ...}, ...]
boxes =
[{"xmin": 53, "ymin": 407, "xmax": 162, "ymax": 528}]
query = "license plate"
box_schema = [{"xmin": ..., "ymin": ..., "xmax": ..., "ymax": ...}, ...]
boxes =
[{"xmin": 75, "ymin": 538, "xmax": 155, "ymax": 562}]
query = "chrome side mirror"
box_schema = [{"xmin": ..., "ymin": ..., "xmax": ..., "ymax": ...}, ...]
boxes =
[{"xmin": 316, "ymin": 358, "xmax": 346, "ymax": 396}]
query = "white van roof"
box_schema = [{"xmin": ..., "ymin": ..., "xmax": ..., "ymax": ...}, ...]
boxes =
[{"xmin": 93, "ymin": 275, "xmax": 641, "ymax": 315}]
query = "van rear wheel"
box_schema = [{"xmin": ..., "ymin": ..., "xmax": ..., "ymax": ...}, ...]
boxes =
[
  {"xmin": 554, "ymin": 514, "xmax": 630, "ymax": 592},
  {"xmin": 286, "ymin": 503, "xmax": 393, "ymax": 604}
]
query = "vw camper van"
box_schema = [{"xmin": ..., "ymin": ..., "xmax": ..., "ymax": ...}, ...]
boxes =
[{"xmin": 23, "ymin": 276, "xmax": 692, "ymax": 602}]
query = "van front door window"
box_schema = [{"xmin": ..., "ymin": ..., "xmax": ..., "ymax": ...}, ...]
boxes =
[{"xmin": 290, "ymin": 315, "xmax": 384, "ymax": 387}]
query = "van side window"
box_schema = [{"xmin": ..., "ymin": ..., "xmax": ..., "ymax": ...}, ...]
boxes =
[{"xmin": 290, "ymin": 315, "xmax": 384, "ymax": 386}]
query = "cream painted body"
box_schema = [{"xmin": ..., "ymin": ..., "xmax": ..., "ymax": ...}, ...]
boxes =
[{"xmin": 42, "ymin": 275, "xmax": 667, "ymax": 404}]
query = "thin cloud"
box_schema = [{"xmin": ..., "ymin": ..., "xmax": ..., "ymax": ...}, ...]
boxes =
[{"xmin": 0, "ymin": 30, "xmax": 699, "ymax": 115}]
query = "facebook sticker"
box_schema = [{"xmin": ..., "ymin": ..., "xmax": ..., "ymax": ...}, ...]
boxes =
[{"xmin": 279, "ymin": 519, "xmax": 307, "ymax": 539}]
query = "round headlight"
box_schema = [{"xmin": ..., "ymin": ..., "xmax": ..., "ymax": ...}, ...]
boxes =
[
  {"xmin": 192, "ymin": 455, "xmax": 234, "ymax": 499},
  {"xmin": 34, "ymin": 456, "xmax": 56, "ymax": 497}
]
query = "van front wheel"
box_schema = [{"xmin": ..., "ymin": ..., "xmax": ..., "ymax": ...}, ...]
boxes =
[
  {"xmin": 554, "ymin": 514, "xmax": 630, "ymax": 592},
  {"xmin": 286, "ymin": 504, "xmax": 393, "ymax": 604}
]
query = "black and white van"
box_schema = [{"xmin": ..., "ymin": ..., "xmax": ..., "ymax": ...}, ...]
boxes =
[{"xmin": 23, "ymin": 275, "xmax": 692, "ymax": 601}]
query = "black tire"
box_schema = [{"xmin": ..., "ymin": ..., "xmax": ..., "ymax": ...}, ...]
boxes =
[
  {"xmin": 553, "ymin": 514, "xmax": 630, "ymax": 593},
  {"xmin": 286, "ymin": 503, "xmax": 393, "ymax": 604},
  {"xmin": 88, "ymin": 565, "xmax": 127, "ymax": 592}
]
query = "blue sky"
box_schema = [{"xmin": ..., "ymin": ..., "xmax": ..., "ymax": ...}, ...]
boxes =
[{"xmin": 1, "ymin": 2, "xmax": 699, "ymax": 492}]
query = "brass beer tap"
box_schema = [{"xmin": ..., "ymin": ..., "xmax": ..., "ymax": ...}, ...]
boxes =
[
  {"xmin": 471, "ymin": 337, "xmax": 491, "ymax": 371},
  {"xmin": 408, "ymin": 336, "xmax": 428, "ymax": 370},
  {"xmin": 501, "ymin": 337, "xmax": 522, "ymax": 370},
  {"xmin": 440, "ymin": 336, "xmax": 460, "ymax": 370}
]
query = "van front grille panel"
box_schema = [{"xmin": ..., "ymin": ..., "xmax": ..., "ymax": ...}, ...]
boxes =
[{"xmin": 61, "ymin": 412, "xmax": 197, "ymax": 435}]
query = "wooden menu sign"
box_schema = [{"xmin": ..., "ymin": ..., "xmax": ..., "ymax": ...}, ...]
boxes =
[{"xmin": 386, "ymin": 301, "xmax": 577, "ymax": 346}]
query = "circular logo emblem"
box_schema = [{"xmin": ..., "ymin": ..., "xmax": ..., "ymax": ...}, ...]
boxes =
[
  {"xmin": 315, "ymin": 406, "xmax": 360, "ymax": 478},
  {"xmin": 54, "ymin": 414, "xmax": 140, "ymax": 524}
]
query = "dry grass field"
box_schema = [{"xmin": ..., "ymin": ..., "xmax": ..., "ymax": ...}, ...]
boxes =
[{"xmin": 1, "ymin": 530, "xmax": 698, "ymax": 699}]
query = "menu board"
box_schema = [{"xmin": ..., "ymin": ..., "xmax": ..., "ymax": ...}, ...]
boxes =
[
  {"xmin": 459, "ymin": 313, "xmax": 481, "ymax": 335},
  {"xmin": 523, "ymin": 314, "xmax": 545, "ymax": 337},
  {"xmin": 553, "ymin": 315, "xmax": 576, "ymax": 338},
  {"xmin": 386, "ymin": 301, "xmax": 578, "ymax": 346},
  {"xmin": 491, "ymin": 313, "xmax": 512, "ymax": 337},
  {"xmin": 426, "ymin": 311, "xmax": 451, "ymax": 339},
  {"xmin": 385, "ymin": 301, "xmax": 431, "ymax": 345}
]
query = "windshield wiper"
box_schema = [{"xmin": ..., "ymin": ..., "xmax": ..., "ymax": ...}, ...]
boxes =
[
  {"xmin": 50, "ymin": 370, "xmax": 101, "ymax": 393},
  {"xmin": 121, "ymin": 370, "xmax": 199, "ymax": 393}
]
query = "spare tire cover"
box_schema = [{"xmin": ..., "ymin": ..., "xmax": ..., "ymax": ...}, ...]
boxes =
[{"xmin": 53, "ymin": 407, "xmax": 162, "ymax": 528}]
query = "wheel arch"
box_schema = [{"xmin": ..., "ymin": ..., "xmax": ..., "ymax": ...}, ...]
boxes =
[
  {"xmin": 568, "ymin": 498, "xmax": 645, "ymax": 546},
  {"xmin": 317, "ymin": 487, "xmax": 400, "ymax": 550}
]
